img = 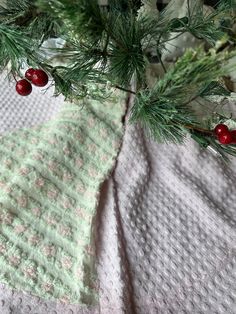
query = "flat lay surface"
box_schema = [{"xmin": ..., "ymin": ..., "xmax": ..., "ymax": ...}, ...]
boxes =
[{"xmin": 0, "ymin": 0, "xmax": 236, "ymax": 313}]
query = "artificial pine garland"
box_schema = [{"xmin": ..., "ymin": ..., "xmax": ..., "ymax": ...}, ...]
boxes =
[{"xmin": 0, "ymin": 0, "xmax": 236, "ymax": 160}]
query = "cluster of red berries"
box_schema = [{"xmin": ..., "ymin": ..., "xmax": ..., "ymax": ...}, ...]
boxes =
[
  {"xmin": 16, "ymin": 68, "xmax": 49, "ymax": 96},
  {"xmin": 214, "ymin": 123, "xmax": 236, "ymax": 145}
]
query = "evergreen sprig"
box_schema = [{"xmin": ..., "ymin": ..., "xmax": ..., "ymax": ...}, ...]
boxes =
[
  {"xmin": 0, "ymin": 0, "xmax": 236, "ymax": 160},
  {"xmin": 131, "ymin": 49, "xmax": 236, "ymax": 144},
  {"xmin": 36, "ymin": 0, "xmax": 106, "ymax": 41},
  {"xmin": 185, "ymin": 0, "xmax": 232, "ymax": 44},
  {"xmin": 0, "ymin": 24, "xmax": 39, "ymax": 73},
  {"xmin": 0, "ymin": 0, "xmax": 32, "ymax": 18},
  {"xmin": 0, "ymin": 0, "xmax": 59, "ymax": 41}
]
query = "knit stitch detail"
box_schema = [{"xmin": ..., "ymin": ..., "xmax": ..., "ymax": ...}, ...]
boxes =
[{"xmin": 0, "ymin": 96, "xmax": 125, "ymax": 304}]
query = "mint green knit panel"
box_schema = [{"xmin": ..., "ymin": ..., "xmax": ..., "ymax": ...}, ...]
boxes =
[{"xmin": 0, "ymin": 96, "xmax": 125, "ymax": 304}]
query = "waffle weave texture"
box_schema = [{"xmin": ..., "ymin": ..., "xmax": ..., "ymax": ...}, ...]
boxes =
[
  {"xmin": 0, "ymin": 94, "xmax": 125, "ymax": 305},
  {"xmin": 95, "ymin": 114, "xmax": 236, "ymax": 314}
]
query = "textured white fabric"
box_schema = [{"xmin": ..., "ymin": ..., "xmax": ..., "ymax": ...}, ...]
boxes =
[
  {"xmin": 0, "ymin": 283, "xmax": 98, "ymax": 314},
  {"xmin": 0, "ymin": 73, "xmax": 64, "ymax": 134},
  {"xmin": 96, "ymin": 114, "xmax": 236, "ymax": 314}
]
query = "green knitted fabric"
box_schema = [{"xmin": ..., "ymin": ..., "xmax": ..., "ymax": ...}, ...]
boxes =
[{"xmin": 0, "ymin": 95, "xmax": 125, "ymax": 304}]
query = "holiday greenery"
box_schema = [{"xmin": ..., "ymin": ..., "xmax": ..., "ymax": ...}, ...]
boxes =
[{"xmin": 0, "ymin": 0, "xmax": 236, "ymax": 160}]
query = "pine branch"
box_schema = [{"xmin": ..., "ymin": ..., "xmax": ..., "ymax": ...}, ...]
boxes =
[
  {"xmin": 0, "ymin": 0, "xmax": 37, "ymax": 26},
  {"xmin": 107, "ymin": 12, "xmax": 145, "ymax": 86},
  {"xmin": 0, "ymin": 0, "xmax": 60, "ymax": 42},
  {"xmin": 130, "ymin": 49, "xmax": 236, "ymax": 144},
  {"xmin": 0, "ymin": 0, "xmax": 33, "ymax": 16},
  {"xmin": 185, "ymin": 0, "xmax": 235, "ymax": 45},
  {"xmin": 36, "ymin": 0, "xmax": 106, "ymax": 41},
  {"xmin": 191, "ymin": 131, "xmax": 236, "ymax": 162},
  {"xmin": 0, "ymin": 0, "xmax": 235, "ymax": 160},
  {"xmin": 0, "ymin": 24, "xmax": 40, "ymax": 73}
]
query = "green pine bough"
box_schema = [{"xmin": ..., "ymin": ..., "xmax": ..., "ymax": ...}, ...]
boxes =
[{"xmin": 0, "ymin": 0, "xmax": 236, "ymax": 160}]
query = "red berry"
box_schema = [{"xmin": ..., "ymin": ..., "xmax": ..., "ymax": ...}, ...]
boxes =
[
  {"xmin": 25, "ymin": 68, "xmax": 35, "ymax": 81},
  {"xmin": 218, "ymin": 131, "xmax": 233, "ymax": 145},
  {"xmin": 214, "ymin": 123, "xmax": 229, "ymax": 136},
  {"xmin": 16, "ymin": 79, "xmax": 32, "ymax": 96},
  {"xmin": 31, "ymin": 69, "xmax": 49, "ymax": 87}
]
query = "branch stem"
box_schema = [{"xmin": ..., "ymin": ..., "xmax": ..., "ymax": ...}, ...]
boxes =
[
  {"xmin": 183, "ymin": 124, "xmax": 214, "ymax": 135},
  {"xmin": 112, "ymin": 85, "xmax": 136, "ymax": 94},
  {"xmin": 156, "ymin": 52, "xmax": 167, "ymax": 73}
]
